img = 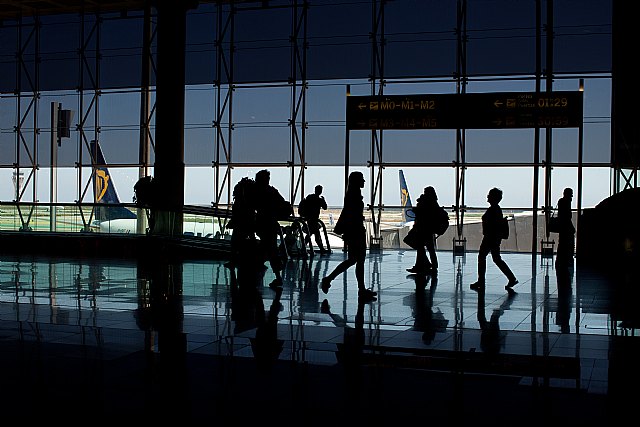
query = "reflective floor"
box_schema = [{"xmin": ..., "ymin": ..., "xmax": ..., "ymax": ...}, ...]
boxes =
[{"xmin": 1, "ymin": 248, "xmax": 638, "ymax": 423}]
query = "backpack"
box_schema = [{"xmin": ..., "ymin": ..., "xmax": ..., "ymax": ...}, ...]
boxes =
[
  {"xmin": 298, "ymin": 196, "xmax": 308, "ymax": 217},
  {"xmin": 434, "ymin": 206, "xmax": 449, "ymax": 236},
  {"xmin": 277, "ymin": 200, "xmax": 294, "ymax": 220},
  {"xmin": 501, "ymin": 216, "xmax": 510, "ymax": 239}
]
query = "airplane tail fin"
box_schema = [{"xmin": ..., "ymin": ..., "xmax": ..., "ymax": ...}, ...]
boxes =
[
  {"xmin": 90, "ymin": 140, "xmax": 137, "ymax": 221},
  {"xmin": 399, "ymin": 170, "xmax": 415, "ymax": 224}
]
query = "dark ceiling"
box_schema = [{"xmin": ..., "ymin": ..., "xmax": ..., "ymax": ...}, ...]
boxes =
[
  {"xmin": 0, "ymin": 1, "xmax": 147, "ymax": 20},
  {"xmin": 0, "ymin": 1, "xmax": 257, "ymax": 21}
]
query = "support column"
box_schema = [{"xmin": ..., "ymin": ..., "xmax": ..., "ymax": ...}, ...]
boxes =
[{"xmin": 153, "ymin": 1, "xmax": 198, "ymax": 237}]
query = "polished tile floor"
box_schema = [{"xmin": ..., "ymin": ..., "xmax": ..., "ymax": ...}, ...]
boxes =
[{"xmin": 0, "ymin": 247, "xmax": 638, "ymax": 423}]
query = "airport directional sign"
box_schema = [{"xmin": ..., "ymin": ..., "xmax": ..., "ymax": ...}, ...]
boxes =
[{"xmin": 346, "ymin": 91, "xmax": 583, "ymax": 130}]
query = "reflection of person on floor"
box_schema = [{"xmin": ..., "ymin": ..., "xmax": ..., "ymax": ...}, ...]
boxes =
[
  {"xmin": 251, "ymin": 286, "xmax": 284, "ymax": 372},
  {"xmin": 321, "ymin": 298, "xmax": 365, "ymax": 356},
  {"xmin": 230, "ymin": 268, "xmax": 263, "ymax": 335},
  {"xmin": 230, "ymin": 263, "xmax": 284, "ymax": 371},
  {"xmin": 321, "ymin": 298, "xmax": 367, "ymax": 411},
  {"xmin": 298, "ymin": 256, "xmax": 328, "ymax": 314},
  {"xmin": 555, "ymin": 264, "xmax": 574, "ymax": 333},
  {"xmin": 555, "ymin": 187, "xmax": 576, "ymax": 267},
  {"xmin": 406, "ymin": 273, "xmax": 448, "ymax": 345},
  {"xmin": 477, "ymin": 288, "xmax": 516, "ymax": 354},
  {"xmin": 134, "ymin": 258, "xmax": 188, "ymax": 412}
]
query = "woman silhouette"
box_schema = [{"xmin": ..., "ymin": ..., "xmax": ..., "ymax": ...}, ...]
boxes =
[{"xmin": 320, "ymin": 171, "xmax": 377, "ymax": 302}]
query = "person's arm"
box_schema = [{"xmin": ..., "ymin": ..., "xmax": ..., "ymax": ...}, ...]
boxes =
[{"xmin": 320, "ymin": 196, "xmax": 327, "ymax": 210}]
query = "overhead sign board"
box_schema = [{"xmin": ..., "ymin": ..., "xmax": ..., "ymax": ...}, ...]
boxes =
[{"xmin": 346, "ymin": 91, "xmax": 583, "ymax": 130}]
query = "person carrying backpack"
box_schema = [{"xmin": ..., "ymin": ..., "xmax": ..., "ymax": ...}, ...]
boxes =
[
  {"xmin": 470, "ymin": 187, "xmax": 518, "ymax": 291},
  {"xmin": 406, "ymin": 186, "xmax": 445, "ymax": 274},
  {"xmin": 254, "ymin": 169, "xmax": 286, "ymax": 289},
  {"xmin": 300, "ymin": 184, "xmax": 328, "ymax": 254}
]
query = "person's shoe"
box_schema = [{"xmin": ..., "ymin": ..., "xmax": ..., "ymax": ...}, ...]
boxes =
[
  {"xmin": 268, "ymin": 277, "xmax": 283, "ymax": 290},
  {"xmin": 470, "ymin": 281, "xmax": 485, "ymax": 290},
  {"xmin": 505, "ymin": 279, "xmax": 519, "ymax": 289},
  {"xmin": 407, "ymin": 266, "xmax": 429, "ymax": 274},
  {"xmin": 321, "ymin": 277, "xmax": 332, "ymax": 294},
  {"xmin": 358, "ymin": 288, "xmax": 377, "ymax": 302}
]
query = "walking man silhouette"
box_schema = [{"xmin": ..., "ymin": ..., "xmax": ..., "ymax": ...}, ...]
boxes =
[
  {"xmin": 470, "ymin": 187, "xmax": 518, "ymax": 291},
  {"xmin": 301, "ymin": 184, "xmax": 328, "ymax": 254},
  {"xmin": 254, "ymin": 169, "xmax": 285, "ymax": 289}
]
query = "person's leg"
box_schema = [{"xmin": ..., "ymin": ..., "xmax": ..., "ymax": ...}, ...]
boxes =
[
  {"xmin": 321, "ymin": 258, "xmax": 354, "ymax": 293},
  {"xmin": 313, "ymin": 228, "xmax": 326, "ymax": 252},
  {"xmin": 321, "ymin": 236, "xmax": 358, "ymax": 292},
  {"xmin": 425, "ymin": 234, "xmax": 438, "ymax": 270},
  {"xmin": 408, "ymin": 245, "xmax": 429, "ymax": 272},
  {"xmin": 326, "ymin": 258, "xmax": 355, "ymax": 281},
  {"xmin": 307, "ymin": 219, "xmax": 326, "ymax": 253},
  {"xmin": 568, "ymin": 232, "xmax": 575, "ymax": 265},
  {"xmin": 262, "ymin": 228, "xmax": 283, "ymax": 287},
  {"xmin": 355, "ymin": 256, "xmax": 376, "ymax": 300},
  {"xmin": 556, "ymin": 232, "xmax": 567, "ymax": 265},
  {"xmin": 556, "ymin": 231, "xmax": 575, "ymax": 266},
  {"xmin": 471, "ymin": 238, "xmax": 489, "ymax": 288},
  {"xmin": 351, "ymin": 240, "xmax": 376, "ymax": 300},
  {"xmin": 489, "ymin": 244, "xmax": 518, "ymax": 287},
  {"xmin": 355, "ymin": 257, "xmax": 365, "ymax": 290},
  {"xmin": 478, "ymin": 240, "xmax": 489, "ymax": 281}
]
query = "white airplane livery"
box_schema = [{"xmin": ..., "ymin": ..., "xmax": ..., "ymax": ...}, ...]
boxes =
[{"xmin": 90, "ymin": 140, "xmax": 222, "ymax": 238}]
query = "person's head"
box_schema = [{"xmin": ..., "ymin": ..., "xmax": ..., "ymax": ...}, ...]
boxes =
[
  {"xmin": 347, "ymin": 171, "xmax": 365, "ymax": 191},
  {"xmin": 255, "ymin": 169, "xmax": 270, "ymax": 186},
  {"xmin": 233, "ymin": 177, "xmax": 254, "ymax": 199},
  {"xmin": 487, "ymin": 187, "xmax": 503, "ymax": 205},
  {"xmin": 423, "ymin": 186, "xmax": 437, "ymax": 201},
  {"xmin": 315, "ymin": 184, "xmax": 323, "ymax": 195},
  {"xmin": 563, "ymin": 187, "xmax": 573, "ymax": 198}
]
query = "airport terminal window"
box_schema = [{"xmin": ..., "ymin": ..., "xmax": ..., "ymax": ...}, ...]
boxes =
[{"xmin": 0, "ymin": 0, "xmax": 621, "ymax": 253}]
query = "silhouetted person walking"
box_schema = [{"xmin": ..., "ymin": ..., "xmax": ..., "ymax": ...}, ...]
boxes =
[
  {"xmin": 405, "ymin": 273, "xmax": 448, "ymax": 345},
  {"xmin": 555, "ymin": 187, "xmax": 576, "ymax": 267},
  {"xmin": 321, "ymin": 171, "xmax": 377, "ymax": 302},
  {"xmin": 406, "ymin": 186, "xmax": 441, "ymax": 274},
  {"xmin": 470, "ymin": 187, "xmax": 518, "ymax": 291},
  {"xmin": 300, "ymin": 184, "xmax": 328, "ymax": 254},
  {"xmin": 320, "ymin": 297, "xmax": 366, "ymax": 367},
  {"xmin": 254, "ymin": 169, "xmax": 285, "ymax": 289},
  {"xmin": 229, "ymin": 261, "xmax": 284, "ymax": 371},
  {"xmin": 252, "ymin": 286, "xmax": 284, "ymax": 372}
]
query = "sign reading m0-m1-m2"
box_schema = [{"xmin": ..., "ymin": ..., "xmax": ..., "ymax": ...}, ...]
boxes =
[{"xmin": 346, "ymin": 91, "xmax": 583, "ymax": 130}]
